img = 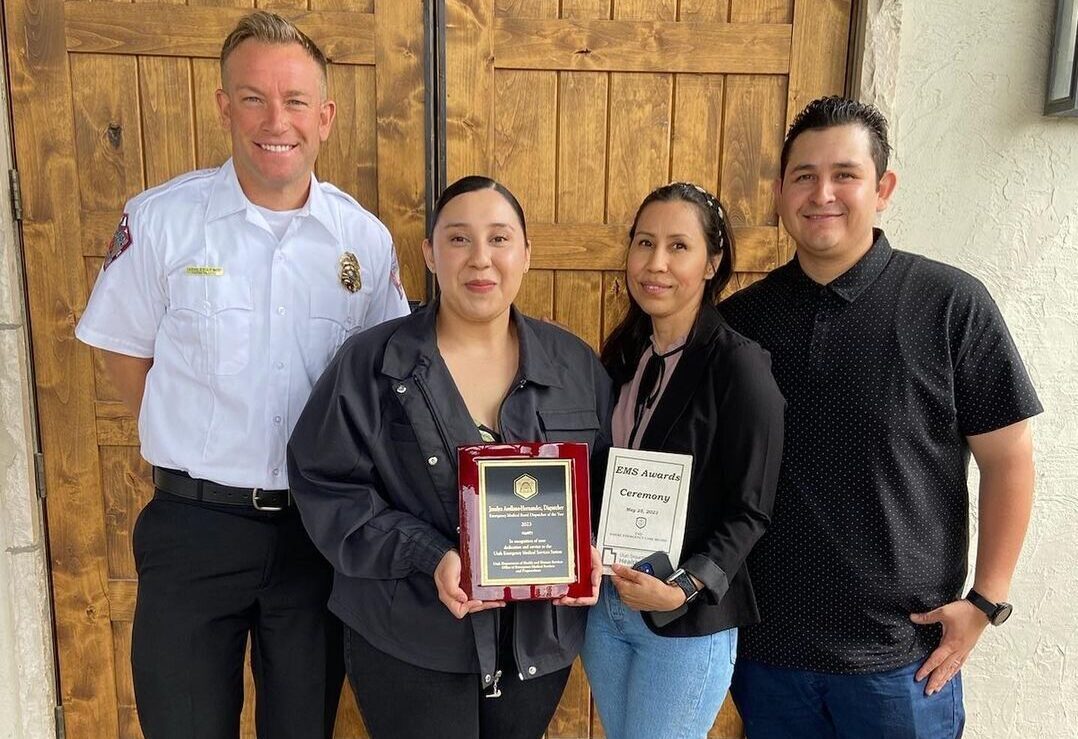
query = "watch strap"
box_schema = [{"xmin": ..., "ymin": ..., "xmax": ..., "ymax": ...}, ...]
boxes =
[
  {"xmin": 667, "ymin": 569, "xmax": 698, "ymax": 604},
  {"xmin": 965, "ymin": 588, "xmax": 1012, "ymax": 625}
]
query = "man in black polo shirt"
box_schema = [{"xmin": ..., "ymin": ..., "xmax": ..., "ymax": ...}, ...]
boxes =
[{"xmin": 722, "ymin": 96, "xmax": 1041, "ymax": 738}]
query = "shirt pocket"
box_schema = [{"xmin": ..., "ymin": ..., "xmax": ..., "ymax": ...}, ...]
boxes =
[
  {"xmin": 165, "ymin": 274, "xmax": 253, "ymax": 375},
  {"xmin": 305, "ymin": 288, "xmax": 368, "ymax": 377},
  {"xmin": 537, "ymin": 408, "xmax": 601, "ymax": 445}
]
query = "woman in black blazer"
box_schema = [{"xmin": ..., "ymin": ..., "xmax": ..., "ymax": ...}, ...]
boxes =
[{"xmin": 581, "ymin": 183, "xmax": 785, "ymax": 738}]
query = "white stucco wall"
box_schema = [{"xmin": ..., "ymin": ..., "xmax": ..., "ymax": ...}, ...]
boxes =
[
  {"xmin": 866, "ymin": 1, "xmax": 1077, "ymax": 735},
  {"xmin": 0, "ymin": 32, "xmax": 56, "ymax": 739}
]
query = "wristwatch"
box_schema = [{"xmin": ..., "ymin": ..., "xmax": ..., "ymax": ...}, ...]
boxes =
[
  {"xmin": 666, "ymin": 569, "xmax": 699, "ymax": 604},
  {"xmin": 965, "ymin": 588, "xmax": 1013, "ymax": 625}
]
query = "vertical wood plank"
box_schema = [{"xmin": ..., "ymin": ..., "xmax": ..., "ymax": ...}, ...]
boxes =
[
  {"xmin": 192, "ymin": 58, "xmax": 232, "ymax": 169},
  {"xmin": 781, "ymin": 0, "xmax": 852, "ymax": 262},
  {"xmin": 316, "ymin": 64, "xmax": 378, "ymax": 215},
  {"xmin": 495, "ymin": 0, "xmax": 558, "ymax": 17},
  {"xmin": 721, "ymin": 74, "xmax": 785, "ymax": 228},
  {"xmin": 708, "ymin": 692, "xmax": 745, "ymax": 738},
  {"xmin": 112, "ymin": 623, "xmax": 142, "ymax": 739},
  {"xmin": 71, "ymin": 54, "xmax": 145, "ymax": 213},
  {"xmin": 138, "ymin": 56, "xmax": 196, "ymax": 189},
  {"xmin": 591, "ymin": 694, "xmax": 606, "ymax": 738},
  {"xmin": 614, "ymin": 0, "xmax": 676, "ymax": 20},
  {"xmin": 561, "ymin": 0, "xmax": 611, "ymax": 19},
  {"xmin": 680, "ymin": 0, "xmax": 730, "ymax": 22},
  {"xmin": 547, "ymin": 659, "xmax": 591, "ymax": 739},
  {"xmin": 188, "ymin": 0, "xmax": 255, "ymax": 8},
  {"xmin": 493, "ymin": 70, "xmax": 557, "ymax": 221},
  {"xmin": 729, "ymin": 0, "xmax": 792, "ymax": 23},
  {"xmin": 375, "ymin": 0, "xmax": 429, "ymax": 300},
  {"xmin": 100, "ymin": 448, "xmax": 153, "ymax": 582},
  {"xmin": 554, "ymin": 271, "xmax": 602, "ymax": 351},
  {"xmin": 311, "ymin": 0, "xmax": 373, "ymax": 11},
  {"xmin": 601, "ymin": 269, "xmax": 629, "ymax": 343},
  {"xmin": 515, "ymin": 269, "xmax": 554, "ymax": 320},
  {"xmin": 557, "ymin": 72, "xmax": 607, "ymax": 224},
  {"xmin": 671, "ymin": 74, "xmax": 724, "ymax": 195},
  {"xmin": 257, "ymin": 0, "xmax": 309, "ymax": 10},
  {"xmin": 4, "ymin": 0, "xmax": 122, "ymax": 732},
  {"xmin": 83, "ymin": 257, "xmax": 121, "ymax": 406},
  {"xmin": 446, "ymin": 0, "xmax": 496, "ymax": 181},
  {"xmin": 606, "ymin": 73, "xmax": 673, "ymax": 223}
]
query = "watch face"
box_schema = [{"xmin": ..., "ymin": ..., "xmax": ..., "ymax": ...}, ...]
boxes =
[{"xmin": 992, "ymin": 602, "xmax": 1013, "ymax": 625}]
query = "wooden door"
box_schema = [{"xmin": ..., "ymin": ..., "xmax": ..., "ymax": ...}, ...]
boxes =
[
  {"xmin": 3, "ymin": 1, "xmax": 426, "ymax": 736},
  {"xmin": 443, "ymin": 1, "xmax": 852, "ymax": 736}
]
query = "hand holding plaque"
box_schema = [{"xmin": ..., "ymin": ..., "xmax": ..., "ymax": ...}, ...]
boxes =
[{"xmin": 458, "ymin": 442, "xmax": 594, "ymax": 602}]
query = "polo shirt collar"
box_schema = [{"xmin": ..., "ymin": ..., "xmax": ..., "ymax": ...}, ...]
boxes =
[
  {"xmin": 782, "ymin": 229, "xmax": 893, "ymax": 303},
  {"xmin": 205, "ymin": 158, "xmax": 342, "ymax": 244}
]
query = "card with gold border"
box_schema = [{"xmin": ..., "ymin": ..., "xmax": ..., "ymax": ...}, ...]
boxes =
[{"xmin": 458, "ymin": 442, "xmax": 593, "ymax": 601}]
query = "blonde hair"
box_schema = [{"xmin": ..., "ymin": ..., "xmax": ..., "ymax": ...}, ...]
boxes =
[{"xmin": 220, "ymin": 11, "xmax": 329, "ymax": 93}]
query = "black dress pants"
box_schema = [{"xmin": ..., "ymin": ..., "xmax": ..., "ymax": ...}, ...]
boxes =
[
  {"xmin": 131, "ymin": 491, "xmax": 344, "ymax": 739},
  {"xmin": 344, "ymin": 624, "xmax": 572, "ymax": 739}
]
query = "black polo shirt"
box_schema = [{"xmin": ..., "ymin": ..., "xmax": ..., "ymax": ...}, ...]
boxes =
[{"xmin": 719, "ymin": 230, "xmax": 1042, "ymax": 673}]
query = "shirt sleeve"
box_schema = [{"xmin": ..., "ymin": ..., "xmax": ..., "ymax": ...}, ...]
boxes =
[
  {"xmin": 950, "ymin": 277, "xmax": 1043, "ymax": 436},
  {"xmin": 287, "ymin": 345, "xmax": 455, "ymax": 579},
  {"xmin": 75, "ymin": 203, "xmax": 165, "ymax": 358},
  {"xmin": 682, "ymin": 342, "xmax": 785, "ymax": 603},
  {"xmin": 365, "ymin": 226, "xmax": 411, "ymax": 327}
]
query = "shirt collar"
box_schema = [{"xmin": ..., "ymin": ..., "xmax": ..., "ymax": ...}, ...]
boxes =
[
  {"xmin": 205, "ymin": 158, "xmax": 342, "ymax": 244},
  {"xmin": 781, "ymin": 229, "xmax": 893, "ymax": 303},
  {"xmin": 380, "ymin": 301, "xmax": 563, "ymax": 388}
]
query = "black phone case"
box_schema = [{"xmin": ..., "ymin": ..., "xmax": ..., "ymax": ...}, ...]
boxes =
[{"xmin": 632, "ymin": 552, "xmax": 688, "ymax": 628}]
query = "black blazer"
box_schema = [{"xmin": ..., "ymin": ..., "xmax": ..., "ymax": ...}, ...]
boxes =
[{"xmin": 627, "ymin": 304, "xmax": 785, "ymax": 636}]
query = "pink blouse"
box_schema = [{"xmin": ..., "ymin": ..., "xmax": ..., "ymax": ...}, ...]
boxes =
[{"xmin": 611, "ymin": 336, "xmax": 688, "ymax": 449}]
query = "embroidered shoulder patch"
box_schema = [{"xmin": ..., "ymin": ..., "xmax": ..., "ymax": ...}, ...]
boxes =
[
  {"xmin": 103, "ymin": 214, "xmax": 133, "ymax": 271},
  {"xmin": 390, "ymin": 249, "xmax": 404, "ymax": 300}
]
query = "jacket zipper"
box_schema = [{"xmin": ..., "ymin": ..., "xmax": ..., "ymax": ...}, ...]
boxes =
[
  {"xmin": 496, "ymin": 376, "xmax": 528, "ymax": 684},
  {"xmin": 485, "ymin": 669, "xmax": 503, "ymax": 698}
]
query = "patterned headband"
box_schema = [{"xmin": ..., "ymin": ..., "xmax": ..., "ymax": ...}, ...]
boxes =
[{"xmin": 662, "ymin": 181, "xmax": 727, "ymax": 250}]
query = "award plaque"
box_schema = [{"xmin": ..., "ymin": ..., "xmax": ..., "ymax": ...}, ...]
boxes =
[
  {"xmin": 458, "ymin": 442, "xmax": 593, "ymax": 601},
  {"xmin": 596, "ymin": 447, "xmax": 692, "ymax": 574}
]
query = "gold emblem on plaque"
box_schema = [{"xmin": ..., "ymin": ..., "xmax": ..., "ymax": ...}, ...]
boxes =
[
  {"xmin": 514, "ymin": 474, "xmax": 538, "ymax": 501},
  {"xmin": 339, "ymin": 251, "xmax": 361, "ymax": 293}
]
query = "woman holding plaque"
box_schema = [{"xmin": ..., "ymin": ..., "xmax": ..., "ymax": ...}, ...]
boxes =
[
  {"xmin": 287, "ymin": 176, "xmax": 611, "ymax": 739},
  {"xmin": 581, "ymin": 183, "xmax": 785, "ymax": 738}
]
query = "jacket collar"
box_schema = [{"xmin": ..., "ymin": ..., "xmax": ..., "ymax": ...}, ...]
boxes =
[
  {"xmin": 380, "ymin": 301, "xmax": 563, "ymax": 388},
  {"xmin": 638, "ymin": 304, "xmax": 724, "ymax": 450},
  {"xmin": 204, "ymin": 158, "xmax": 342, "ymax": 243}
]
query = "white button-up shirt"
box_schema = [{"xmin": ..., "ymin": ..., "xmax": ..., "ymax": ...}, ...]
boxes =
[{"xmin": 77, "ymin": 159, "xmax": 410, "ymax": 488}]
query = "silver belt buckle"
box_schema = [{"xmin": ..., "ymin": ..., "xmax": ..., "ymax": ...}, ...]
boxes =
[{"xmin": 252, "ymin": 488, "xmax": 286, "ymax": 511}]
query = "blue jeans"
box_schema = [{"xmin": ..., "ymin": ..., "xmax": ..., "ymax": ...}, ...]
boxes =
[
  {"xmin": 730, "ymin": 658, "xmax": 965, "ymax": 738},
  {"xmin": 581, "ymin": 582, "xmax": 737, "ymax": 739}
]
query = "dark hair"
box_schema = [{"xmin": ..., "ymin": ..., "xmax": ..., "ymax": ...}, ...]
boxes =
[
  {"xmin": 599, "ymin": 182, "xmax": 735, "ymax": 385},
  {"xmin": 780, "ymin": 96, "xmax": 892, "ymax": 181},
  {"xmin": 427, "ymin": 175, "xmax": 527, "ymax": 240}
]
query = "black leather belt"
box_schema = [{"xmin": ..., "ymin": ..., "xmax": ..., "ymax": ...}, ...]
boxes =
[{"xmin": 152, "ymin": 467, "xmax": 291, "ymax": 511}]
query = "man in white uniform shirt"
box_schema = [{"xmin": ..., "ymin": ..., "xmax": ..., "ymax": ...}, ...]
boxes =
[{"xmin": 75, "ymin": 12, "xmax": 409, "ymax": 738}]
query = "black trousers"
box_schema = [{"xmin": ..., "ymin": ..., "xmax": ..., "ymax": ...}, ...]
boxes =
[
  {"xmin": 131, "ymin": 491, "xmax": 344, "ymax": 739},
  {"xmin": 344, "ymin": 625, "xmax": 571, "ymax": 739}
]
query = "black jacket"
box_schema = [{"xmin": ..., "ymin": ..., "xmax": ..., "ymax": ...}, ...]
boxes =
[
  {"xmin": 288, "ymin": 302, "xmax": 613, "ymax": 687},
  {"xmin": 628, "ymin": 304, "xmax": 785, "ymax": 636}
]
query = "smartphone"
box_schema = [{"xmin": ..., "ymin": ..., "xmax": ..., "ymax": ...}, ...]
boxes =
[
  {"xmin": 632, "ymin": 551, "xmax": 687, "ymax": 628},
  {"xmin": 632, "ymin": 551, "xmax": 674, "ymax": 580}
]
